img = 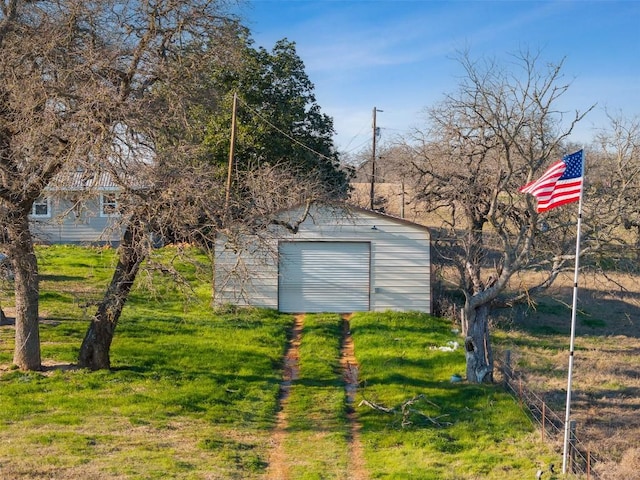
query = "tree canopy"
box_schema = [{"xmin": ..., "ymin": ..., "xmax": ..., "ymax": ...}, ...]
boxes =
[
  {"xmin": 401, "ymin": 50, "xmax": 592, "ymax": 382},
  {"xmin": 203, "ymin": 36, "xmax": 350, "ymax": 203},
  {"xmin": 72, "ymin": 34, "xmax": 348, "ymax": 369},
  {"xmin": 2, "ymin": 0, "xmax": 348, "ymax": 371}
]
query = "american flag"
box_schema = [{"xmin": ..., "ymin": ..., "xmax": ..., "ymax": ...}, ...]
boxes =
[{"xmin": 519, "ymin": 150, "xmax": 584, "ymax": 213}]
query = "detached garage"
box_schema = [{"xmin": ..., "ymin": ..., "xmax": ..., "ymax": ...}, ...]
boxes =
[{"xmin": 214, "ymin": 203, "xmax": 431, "ymax": 313}]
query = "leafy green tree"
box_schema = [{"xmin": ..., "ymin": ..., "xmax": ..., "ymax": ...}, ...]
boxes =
[{"xmin": 204, "ymin": 37, "xmax": 349, "ymax": 202}]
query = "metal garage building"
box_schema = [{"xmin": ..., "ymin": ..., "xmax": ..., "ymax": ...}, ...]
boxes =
[{"xmin": 213, "ymin": 203, "xmax": 431, "ymax": 313}]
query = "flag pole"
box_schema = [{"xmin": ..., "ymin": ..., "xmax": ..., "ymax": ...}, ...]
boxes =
[{"xmin": 562, "ymin": 152, "xmax": 585, "ymax": 475}]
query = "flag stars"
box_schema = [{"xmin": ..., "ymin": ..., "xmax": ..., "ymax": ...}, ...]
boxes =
[{"xmin": 560, "ymin": 151, "xmax": 583, "ymax": 180}]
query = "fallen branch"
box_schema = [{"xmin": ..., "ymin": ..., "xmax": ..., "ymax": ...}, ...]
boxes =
[
  {"xmin": 358, "ymin": 398, "xmax": 395, "ymax": 413},
  {"xmin": 358, "ymin": 394, "xmax": 451, "ymax": 428}
]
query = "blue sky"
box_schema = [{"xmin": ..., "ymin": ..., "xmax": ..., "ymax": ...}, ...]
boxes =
[{"xmin": 236, "ymin": 1, "xmax": 640, "ymax": 154}]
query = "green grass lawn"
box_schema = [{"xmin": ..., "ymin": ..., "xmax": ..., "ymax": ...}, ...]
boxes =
[
  {"xmin": 278, "ymin": 313, "xmax": 351, "ymax": 479},
  {"xmin": 0, "ymin": 246, "xmax": 559, "ymax": 479},
  {"xmin": 350, "ymin": 311, "xmax": 558, "ymax": 479},
  {"xmin": 1, "ymin": 245, "xmax": 293, "ymax": 479}
]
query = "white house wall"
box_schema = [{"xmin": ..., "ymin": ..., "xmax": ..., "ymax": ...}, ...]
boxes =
[
  {"xmin": 29, "ymin": 197, "xmax": 124, "ymax": 245},
  {"xmin": 214, "ymin": 236, "xmax": 280, "ymax": 309},
  {"xmin": 213, "ymin": 204, "xmax": 431, "ymax": 313}
]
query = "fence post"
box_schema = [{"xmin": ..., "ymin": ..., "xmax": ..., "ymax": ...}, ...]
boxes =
[
  {"xmin": 504, "ymin": 349, "xmax": 512, "ymax": 388},
  {"xmin": 569, "ymin": 420, "xmax": 577, "ymax": 473},
  {"xmin": 518, "ymin": 377, "xmax": 523, "ymax": 408},
  {"xmin": 541, "ymin": 401, "xmax": 546, "ymax": 442},
  {"xmin": 587, "ymin": 449, "xmax": 591, "ymax": 480}
]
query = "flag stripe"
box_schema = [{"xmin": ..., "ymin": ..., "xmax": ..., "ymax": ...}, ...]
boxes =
[
  {"xmin": 519, "ymin": 150, "xmax": 584, "ymax": 213},
  {"xmin": 519, "ymin": 162, "xmax": 565, "ymax": 194}
]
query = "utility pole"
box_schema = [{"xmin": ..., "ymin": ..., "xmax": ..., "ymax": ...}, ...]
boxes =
[
  {"xmin": 369, "ymin": 107, "xmax": 382, "ymax": 210},
  {"xmin": 400, "ymin": 180, "xmax": 405, "ymax": 219},
  {"xmin": 224, "ymin": 92, "xmax": 238, "ymax": 216}
]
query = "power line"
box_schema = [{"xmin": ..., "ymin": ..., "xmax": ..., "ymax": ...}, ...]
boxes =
[
  {"xmin": 342, "ymin": 137, "xmax": 371, "ymax": 154},
  {"xmin": 342, "ymin": 124, "xmax": 369, "ymax": 152},
  {"xmin": 236, "ymin": 96, "xmax": 336, "ymax": 163}
]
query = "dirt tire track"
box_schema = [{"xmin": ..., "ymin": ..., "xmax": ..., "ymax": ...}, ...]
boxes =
[
  {"xmin": 341, "ymin": 314, "xmax": 369, "ymax": 480},
  {"xmin": 265, "ymin": 313, "xmax": 304, "ymax": 480},
  {"xmin": 265, "ymin": 313, "xmax": 368, "ymax": 479}
]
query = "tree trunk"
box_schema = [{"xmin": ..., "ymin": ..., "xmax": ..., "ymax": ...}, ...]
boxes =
[
  {"xmin": 78, "ymin": 219, "xmax": 147, "ymax": 370},
  {"xmin": 463, "ymin": 303, "xmax": 494, "ymax": 383},
  {"xmin": 8, "ymin": 215, "xmax": 41, "ymax": 370}
]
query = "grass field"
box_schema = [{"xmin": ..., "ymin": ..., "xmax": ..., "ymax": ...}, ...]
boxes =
[
  {"xmin": 350, "ymin": 311, "xmax": 556, "ymax": 479},
  {"xmin": 0, "ymin": 245, "xmax": 570, "ymax": 479},
  {"xmin": 492, "ymin": 270, "xmax": 640, "ymax": 480}
]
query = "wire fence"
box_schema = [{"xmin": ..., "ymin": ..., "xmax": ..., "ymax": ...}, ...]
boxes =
[{"xmin": 497, "ymin": 349, "xmax": 600, "ymax": 479}]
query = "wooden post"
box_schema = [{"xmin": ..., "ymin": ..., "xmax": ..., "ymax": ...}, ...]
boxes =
[
  {"xmin": 504, "ymin": 349, "xmax": 512, "ymax": 388},
  {"xmin": 541, "ymin": 401, "xmax": 546, "ymax": 442},
  {"xmin": 370, "ymin": 107, "xmax": 378, "ymax": 210},
  {"xmin": 224, "ymin": 92, "xmax": 238, "ymax": 216},
  {"xmin": 518, "ymin": 377, "xmax": 523, "ymax": 408},
  {"xmin": 587, "ymin": 449, "xmax": 591, "ymax": 480},
  {"xmin": 400, "ymin": 180, "xmax": 405, "ymax": 219},
  {"xmin": 569, "ymin": 420, "xmax": 577, "ymax": 473}
]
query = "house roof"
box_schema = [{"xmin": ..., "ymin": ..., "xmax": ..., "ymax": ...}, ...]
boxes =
[
  {"xmin": 46, "ymin": 168, "xmax": 149, "ymax": 192},
  {"xmin": 344, "ymin": 203, "xmax": 431, "ymax": 232},
  {"xmin": 46, "ymin": 170, "xmax": 119, "ymax": 191},
  {"xmin": 274, "ymin": 201, "xmax": 431, "ymax": 233}
]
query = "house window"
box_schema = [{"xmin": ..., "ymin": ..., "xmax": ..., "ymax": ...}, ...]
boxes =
[
  {"xmin": 100, "ymin": 193, "xmax": 120, "ymax": 217},
  {"xmin": 31, "ymin": 197, "xmax": 51, "ymax": 218}
]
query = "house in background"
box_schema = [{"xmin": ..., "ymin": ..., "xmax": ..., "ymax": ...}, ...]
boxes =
[
  {"xmin": 214, "ymin": 203, "xmax": 431, "ymax": 313},
  {"xmin": 29, "ymin": 171, "xmax": 125, "ymax": 245}
]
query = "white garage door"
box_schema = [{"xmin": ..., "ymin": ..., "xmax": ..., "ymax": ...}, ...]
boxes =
[{"xmin": 278, "ymin": 241, "xmax": 370, "ymax": 313}]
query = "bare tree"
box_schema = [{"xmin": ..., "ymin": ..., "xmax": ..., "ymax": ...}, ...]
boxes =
[
  {"xmin": 1, "ymin": 0, "xmax": 111, "ymax": 370},
  {"xmin": 0, "ymin": 0, "xmax": 242, "ymax": 370},
  {"xmin": 591, "ymin": 113, "xmax": 640, "ymax": 264},
  {"xmin": 404, "ymin": 49, "xmax": 592, "ymax": 383},
  {"xmin": 78, "ymin": 31, "xmax": 348, "ymax": 370}
]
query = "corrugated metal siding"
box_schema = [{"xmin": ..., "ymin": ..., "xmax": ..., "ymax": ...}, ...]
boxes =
[
  {"xmin": 47, "ymin": 171, "xmax": 119, "ymax": 190},
  {"xmin": 278, "ymin": 241, "xmax": 370, "ymax": 313},
  {"xmin": 47, "ymin": 169, "xmax": 147, "ymax": 191},
  {"xmin": 213, "ymin": 237, "xmax": 279, "ymax": 309},
  {"xmin": 370, "ymin": 238, "xmax": 430, "ymax": 312},
  {"xmin": 213, "ymin": 204, "xmax": 431, "ymax": 313}
]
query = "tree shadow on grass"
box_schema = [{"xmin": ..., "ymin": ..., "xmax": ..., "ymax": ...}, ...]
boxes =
[
  {"xmin": 41, "ymin": 361, "xmax": 84, "ymax": 375},
  {"xmin": 39, "ymin": 274, "xmax": 87, "ymax": 282},
  {"xmin": 503, "ymin": 285, "xmax": 640, "ymax": 339}
]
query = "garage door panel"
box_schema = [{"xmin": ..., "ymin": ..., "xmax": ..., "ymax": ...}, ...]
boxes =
[{"xmin": 278, "ymin": 242, "xmax": 370, "ymax": 313}]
